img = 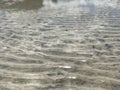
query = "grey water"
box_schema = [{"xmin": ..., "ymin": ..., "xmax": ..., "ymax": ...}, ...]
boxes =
[{"xmin": 0, "ymin": 0, "xmax": 120, "ymax": 90}]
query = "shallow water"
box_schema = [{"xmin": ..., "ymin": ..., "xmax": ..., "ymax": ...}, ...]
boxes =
[{"xmin": 0, "ymin": 0, "xmax": 120, "ymax": 90}]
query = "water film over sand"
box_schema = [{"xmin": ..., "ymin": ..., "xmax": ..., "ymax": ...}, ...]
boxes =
[{"xmin": 0, "ymin": 0, "xmax": 120, "ymax": 90}]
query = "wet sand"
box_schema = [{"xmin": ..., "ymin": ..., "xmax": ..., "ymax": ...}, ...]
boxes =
[{"xmin": 0, "ymin": 0, "xmax": 120, "ymax": 90}]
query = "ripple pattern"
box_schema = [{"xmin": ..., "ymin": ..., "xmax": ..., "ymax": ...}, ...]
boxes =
[{"xmin": 0, "ymin": 0, "xmax": 120, "ymax": 90}]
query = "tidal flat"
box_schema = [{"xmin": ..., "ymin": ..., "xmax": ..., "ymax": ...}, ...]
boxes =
[{"xmin": 0, "ymin": 0, "xmax": 120, "ymax": 90}]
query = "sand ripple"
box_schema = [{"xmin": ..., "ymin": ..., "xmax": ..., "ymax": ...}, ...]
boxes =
[{"xmin": 0, "ymin": 0, "xmax": 120, "ymax": 90}]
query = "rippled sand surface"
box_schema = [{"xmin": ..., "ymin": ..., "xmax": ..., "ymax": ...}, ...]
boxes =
[{"xmin": 0, "ymin": 0, "xmax": 120, "ymax": 90}]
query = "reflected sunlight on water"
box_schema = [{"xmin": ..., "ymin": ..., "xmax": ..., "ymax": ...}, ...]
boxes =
[
  {"xmin": 0, "ymin": 0, "xmax": 120, "ymax": 90},
  {"xmin": 0, "ymin": 0, "xmax": 120, "ymax": 10}
]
